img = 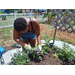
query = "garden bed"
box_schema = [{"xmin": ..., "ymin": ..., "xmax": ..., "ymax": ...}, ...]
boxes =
[
  {"xmin": 11, "ymin": 42, "xmax": 75, "ymax": 65},
  {"xmin": 29, "ymin": 49, "xmax": 75, "ymax": 65}
]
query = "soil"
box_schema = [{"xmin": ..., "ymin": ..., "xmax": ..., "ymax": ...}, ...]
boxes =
[
  {"xmin": 29, "ymin": 49, "xmax": 75, "ymax": 65},
  {"xmin": 40, "ymin": 24, "xmax": 75, "ymax": 45}
]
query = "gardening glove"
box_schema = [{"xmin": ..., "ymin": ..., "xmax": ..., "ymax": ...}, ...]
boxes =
[
  {"xmin": 37, "ymin": 45, "xmax": 42, "ymax": 54},
  {"xmin": 37, "ymin": 45, "xmax": 42, "ymax": 51},
  {"xmin": 24, "ymin": 44, "xmax": 31, "ymax": 51}
]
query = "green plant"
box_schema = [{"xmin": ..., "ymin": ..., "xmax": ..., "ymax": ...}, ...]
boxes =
[
  {"xmin": 43, "ymin": 9, "xmax": 56, "ymax": 24},
  {"xmin": 74, "ymin": 40, "xmax": 75, "ymax": 44},
  {"xmin": 67, "ymin": 40, "xmax": 72, "ymax": 44},
  {"xmin": 56, "ymin": 43, "xmax": 75, "ymax": 61},
  {"xmin": 53, "ymin": 53, "xmax": 59, "ymax": 65},
  {"xmin": 24, "ymin": 39, "xmax": 51, "ymax": 61},
  {"xmin": 11, "ymin": 51, "xmax": 30, "ymax": 65},
  {"xmin": 39, "ymin": 56, "xmax": 42, "ymax": 60},
  {"xmin": 30, "ymin": 46, "xmax": 38, "ymax": 59},
  {"xmin": 1, "ymin": 41, "xmax": 5, "ymax": 45},
  {"xmin": 42, "ymin": 39, "xmax": 51, "ymax": 54},
  {"xmin": 51, "ymin": 27, "xmax": 54, "ymax": 29}
]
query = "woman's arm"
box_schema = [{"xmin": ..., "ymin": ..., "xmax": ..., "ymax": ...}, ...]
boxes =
[{"xmin": 33, "ymin": 18, "xmax": 41, "ymax": 45}]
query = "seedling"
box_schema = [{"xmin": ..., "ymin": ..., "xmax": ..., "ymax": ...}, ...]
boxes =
[
  {"xmin": 53, "ymin": 53, "xmax": 59, "ymax": 65},
  {"xmin": 67, "ymin": 40, "xmax": 72, "ymax": 44}
]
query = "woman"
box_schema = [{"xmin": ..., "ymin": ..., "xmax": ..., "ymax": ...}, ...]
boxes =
[{"xmin": 13, "ymin": 17, "xmax": 42, "ymax": 52}]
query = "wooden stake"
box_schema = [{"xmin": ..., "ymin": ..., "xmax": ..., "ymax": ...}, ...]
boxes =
[{"xmin": 53, "ymin": 28, "xmax": 57, "ymax": 45}]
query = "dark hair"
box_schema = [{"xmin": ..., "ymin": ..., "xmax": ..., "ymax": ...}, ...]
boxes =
[{"xmin": 14, "ymin": 18, "xmax": 27, "ymax": 31}]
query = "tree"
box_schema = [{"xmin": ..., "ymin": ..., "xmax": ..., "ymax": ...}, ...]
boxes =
[
  {"xmin": 18, "ymin": 9, "xmax": 22, "ymax": 13},
  {"xmin": 33, "ymin": 9, "xmax": 37, "ymax": 18},
  {"xmin": 43, "ymin": 9, "xmax": 56, "ymax": 24}
]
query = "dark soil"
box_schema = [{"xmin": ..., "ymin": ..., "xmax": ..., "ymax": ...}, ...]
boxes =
[{"xmin": 29, "ymin": 49, "xmax": 75, "ymax": 65}]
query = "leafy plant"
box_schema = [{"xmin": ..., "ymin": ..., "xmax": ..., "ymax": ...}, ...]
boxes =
[
  {"xmin": 30, "ymin": 46, "xmax": 38, "ymax": 59},
  {"xmin": 53, "ymin": 53, "xmax": 59, "ymax": 65},
  {"xmin": 11, "ymin": 36, "xmax": 51, "ymax": 65},
  {"xmin": 43, "ymin": 9, "xmax": 56, "ymax": 24},
  {"xmin": 55, "ymin": 43, "xmax": 75, "ymax": 61},
  {"xmin": 11, "ymin": 51, "xmax": 30, "ymax": 65}
]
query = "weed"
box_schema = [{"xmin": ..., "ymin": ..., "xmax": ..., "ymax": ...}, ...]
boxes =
[
  {"xmin": 67, "ymin": 40, "xmax": 72, "ymax": 44},
  {"xmin": 1, "ymin": 41, "xmax": 5, "ymax": 45},
  {"xmin": 51, "ymin": 27, "xmax": 54, "ymax": 29}
]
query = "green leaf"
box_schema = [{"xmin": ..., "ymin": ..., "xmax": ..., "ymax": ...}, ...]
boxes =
[
  {"xmin": 39, "ymin": 56, "xmax": 42, "ymax": 60},
  {"xmin": 42, "ymin": 14, "xmax": 48, "ymax": 18},
  {"xmin": 27, "ymin": 59, "xmax": 30, "ymax": 63},
  {"xmin": 69, "ymin": 9, "xmax": 73, "ymax": 12},
  {"xmin": 44, "ymin": 51, "xmax": 48, "ymax": 54}
]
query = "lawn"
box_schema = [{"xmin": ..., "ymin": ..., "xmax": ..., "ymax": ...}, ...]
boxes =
[
  {"xmin": 0, "ymin": 15, "xmax": 44, "ymax": 27},
  {"xmin": 0, "ymin": 27, "xmax": 16, "ymax": 50}
]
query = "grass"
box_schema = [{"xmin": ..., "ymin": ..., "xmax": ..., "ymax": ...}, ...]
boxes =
[
  {"xmin": 0, "ymin": 20, "xmax": 14, "ymax": 26},
  {"xmin": 0, "ymin": 27, "xmax": 15, "ymax": 47},
  {"xmin": 0, "ymin": 27, "xmax": 13, "ymax": 39},
  {"xmin": 0, "ymin": 15, "xmax": 44, "ymax": 27}
]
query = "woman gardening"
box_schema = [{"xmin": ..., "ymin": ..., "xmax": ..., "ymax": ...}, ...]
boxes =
[{"xmin": 13, "ymin": 17, "xmax": 42, "ymax": 52}]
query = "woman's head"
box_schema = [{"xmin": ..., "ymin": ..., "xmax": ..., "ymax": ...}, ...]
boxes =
[{"xmin": 14, "ymin": 18, "xmax": 27, "ymax": 32}]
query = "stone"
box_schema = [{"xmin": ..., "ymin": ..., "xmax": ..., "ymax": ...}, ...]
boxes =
[{"xmin": 49, "ymin": 40, "xmax": 75, "ymax": 51}]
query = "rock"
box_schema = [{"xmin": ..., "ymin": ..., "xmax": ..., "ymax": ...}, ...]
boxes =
[{"xmin": 49, "ymin": 40, "xmax": 75, "ymax": 51}]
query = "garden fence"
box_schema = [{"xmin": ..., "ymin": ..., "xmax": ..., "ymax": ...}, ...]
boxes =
[
  {"xmin": 51, "ymin": 9, "xmax": 75, "ymax": 44},
  {"xmin": 0, "ymin": 13, "xmax": 47, "ymax": 28}
]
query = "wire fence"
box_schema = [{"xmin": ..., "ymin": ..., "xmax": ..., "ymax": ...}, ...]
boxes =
[{"xmin": 0, "ymin": 13, "xmax": 47, "ymax": 28}]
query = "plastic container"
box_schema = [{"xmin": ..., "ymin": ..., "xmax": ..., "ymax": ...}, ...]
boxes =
[{"xmin": 0, "ymin": 51, "xmax": 1, "ymax": 58}]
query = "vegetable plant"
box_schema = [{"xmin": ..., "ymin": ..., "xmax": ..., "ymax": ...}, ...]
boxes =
[
  {"xmin": 55, "ymin": 43, "xmax": 75, "ymax": 61},
  {"xmin": 26, "ymin": 39, "xmax": 51, "ymax": 61},
  {"xmin": 11, "ymin": 51, "xmax": 30, "ymax": 65}
]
